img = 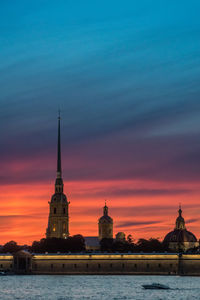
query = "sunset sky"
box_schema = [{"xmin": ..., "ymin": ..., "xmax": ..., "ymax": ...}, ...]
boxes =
[{"xmin": 1, "ymin": 0, "xmax": 200, "ymax": 245}]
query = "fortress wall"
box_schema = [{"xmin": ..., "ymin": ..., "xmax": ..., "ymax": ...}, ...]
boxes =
[
  {"xmin": 180, "ymin": 255, "xmax": 200, "ymax": 276},
  {"xmin": 31, "ymin": 254, "xmax": 179, "ymax": 275},
  {"xmin": 3, "ymin": 253, "xmax": 200, "ymax": 275},
  {"xmin": 0, "ymin": 255, "xmax": 13, "ymax": 272}
]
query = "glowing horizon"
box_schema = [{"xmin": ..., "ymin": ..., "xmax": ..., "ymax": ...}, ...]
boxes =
[{"xmin": 0, "ymin": 177, "xmax": 200, "ymax": 245}]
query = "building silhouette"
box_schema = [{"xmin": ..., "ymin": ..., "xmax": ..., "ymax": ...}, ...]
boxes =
[
  {"xmin": 98, "ymin": 201, "xmax": 113, "ymax": 240},
  {"xmin": 163, "ymin": 205, "xmax": 198, "ymax": 251},
  {"xmin": 85, "ymin": 202, "xmax": 113, "ymax": 250},
  {"xmin": 46, "ymin": 113, "xmax": 70, "ymax": 239},
  {"xmin": 44, "ymin": 115, "xmax": 199, "ymax": 254}
]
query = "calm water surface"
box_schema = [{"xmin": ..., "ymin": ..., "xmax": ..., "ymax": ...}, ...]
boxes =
[{"xmin": 1, "ymin": 275, "xmax": 200, "ymax": 300}]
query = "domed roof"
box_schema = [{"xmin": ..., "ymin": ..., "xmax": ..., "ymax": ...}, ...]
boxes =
[
  {"xmin": 164, "ymin": 206, "xmax": 197, "ymax": 243},
  {"xmin": 116, "ymin": 232, "xmax": 126, "ymax": 240},
  {"xmin": 164, "ymin": 229, "xmax": 197, "ymax": 243},
  {"xmin": 98, "ymin": 202, "xmax": 113, "ymax": 224}
]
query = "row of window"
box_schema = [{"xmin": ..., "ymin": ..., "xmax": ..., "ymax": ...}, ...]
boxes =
[{"xmin": 35, "ymin": 263, "xmax": 175, "ymax": 270}]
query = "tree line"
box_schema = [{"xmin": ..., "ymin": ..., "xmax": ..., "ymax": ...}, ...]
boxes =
[
  {"xmin": 0, "ymin": 235, "xmax": 174, "ymax": 254},
  {"xmin": 100, "ymin": 237, "xmax": 170, "ymax": 253},
  {"xmin": 0, "ymin": 235, "xmax": 85, "ymax": 254}
]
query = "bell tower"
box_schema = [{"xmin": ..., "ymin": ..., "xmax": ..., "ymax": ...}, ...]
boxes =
[
  {"xmin": 98, "ymin": 201, "xmax": 113, "ymax": 240},
  {"xmin": 46, "ymin": 112, "xmax": 70, "ymax": 239}
]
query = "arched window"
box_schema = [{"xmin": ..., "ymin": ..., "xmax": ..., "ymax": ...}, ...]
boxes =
[
  {"xmin": 53, "ymin": 224, "xmax": 56, "ymax": 232},
  {"xmin": 63, "ymin": 208, "xmax": 65, "ymax": 214},
  {"xmin": 54, "ymin": 207, "xmax": 56, "ymax": 214}
]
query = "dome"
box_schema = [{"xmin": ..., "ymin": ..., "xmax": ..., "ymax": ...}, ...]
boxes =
[
  {"xmin": 116, "ymin": 232, "xmax": 126, "ymax": 241},
  {"xmin": 163, "ymin": 206, "xmax": 197, "ymax": 244},
  {"xmin": 164, "ymin": 229, "xmax": 197, "ymax": 243}
]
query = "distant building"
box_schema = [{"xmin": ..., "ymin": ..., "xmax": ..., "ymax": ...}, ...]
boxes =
[
  {"xmin": 84, "ymin": 237, "xmax": 100, "ymax": 251},
  {"xmin": 98, "ymin": 202, "xmax": 113, "ymax": 240},
  {"xmin": 84, "ymin": 202, "xmax": 114, "ymax": 250},
  {"xmin": 163, "ymin": 206, "xmax": 199, "ymax": 252},
  {"xmin": 46, "ymin": 114, "xmax": 70, "ymax": 239},
  {"xmin": 116, "ymin": 232, "xmax": 126, "ymax": 242}
]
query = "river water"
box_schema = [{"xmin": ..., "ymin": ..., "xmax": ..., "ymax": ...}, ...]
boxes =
[{"xmin": 1, "ymin": 275, "xmax": 200, "ymax": 300}]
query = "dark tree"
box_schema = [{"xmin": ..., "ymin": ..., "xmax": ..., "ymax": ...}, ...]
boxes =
[
  {"xmin": 134, "ymin": 238, "xmax": 167, "ymax": 253},
  {"xmin": 112, "ymin": 240, "xmax": 135, "ymax": 253},
  {"xmin": 31, "ymin": 235, "xmax": 85, "ymax": 253},
  {"xmin": 127, "ymin": 234, "xmax": 134, "ymax": 244},
  {"xmin": 68, "ymin": 235, "xmax": 85, "ymax": 252},
  {"xmin": 100, "ymin": 238, "xmax": 114, "ymax": 252},
  {"xmin": 2, "ymin": 241, "xmax": 21, "ymax": 253}
]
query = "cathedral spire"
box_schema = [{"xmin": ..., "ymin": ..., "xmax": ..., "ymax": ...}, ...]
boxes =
[
  {"xmin": 46, "ymin": 112, "xmax": 70, "ymax": 239},
  {"xmin": 57, "ymin": 110, "xmax": 62, "ymax": 178},
  {"xmin": 55, "ymin": 111, "xmax": 63, "ymax": 193}
]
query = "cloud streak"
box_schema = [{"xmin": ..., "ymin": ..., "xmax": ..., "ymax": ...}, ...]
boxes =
[{"xmin": 117, "ymin": 220, "xmax": 161, "ymax": 228}]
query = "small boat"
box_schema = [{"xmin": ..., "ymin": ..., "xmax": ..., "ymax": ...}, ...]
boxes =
[
  {"xmin": 0, "ymin": 271, "xmax": 7, "ymax": 276},
  {"xmin": 142, "ymin": 283, "xmax": 170, "ymax": 290}
]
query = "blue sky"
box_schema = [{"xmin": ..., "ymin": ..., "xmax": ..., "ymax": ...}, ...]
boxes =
[{"xmin": 1, "ymin": 0, "xmax": 200, "ymax": 179}]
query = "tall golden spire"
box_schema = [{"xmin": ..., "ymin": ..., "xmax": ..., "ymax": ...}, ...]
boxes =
[
  {"xmin": 57, "ymin": 110, "xmax": 62, "ymax": 178},
  {"xmin": 55, "ymin": 110, "xmax": 63, "ymax": 193},
  {"xmin": 46, "ymin": 111, "xmax": 70, "ymax": 239}
]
